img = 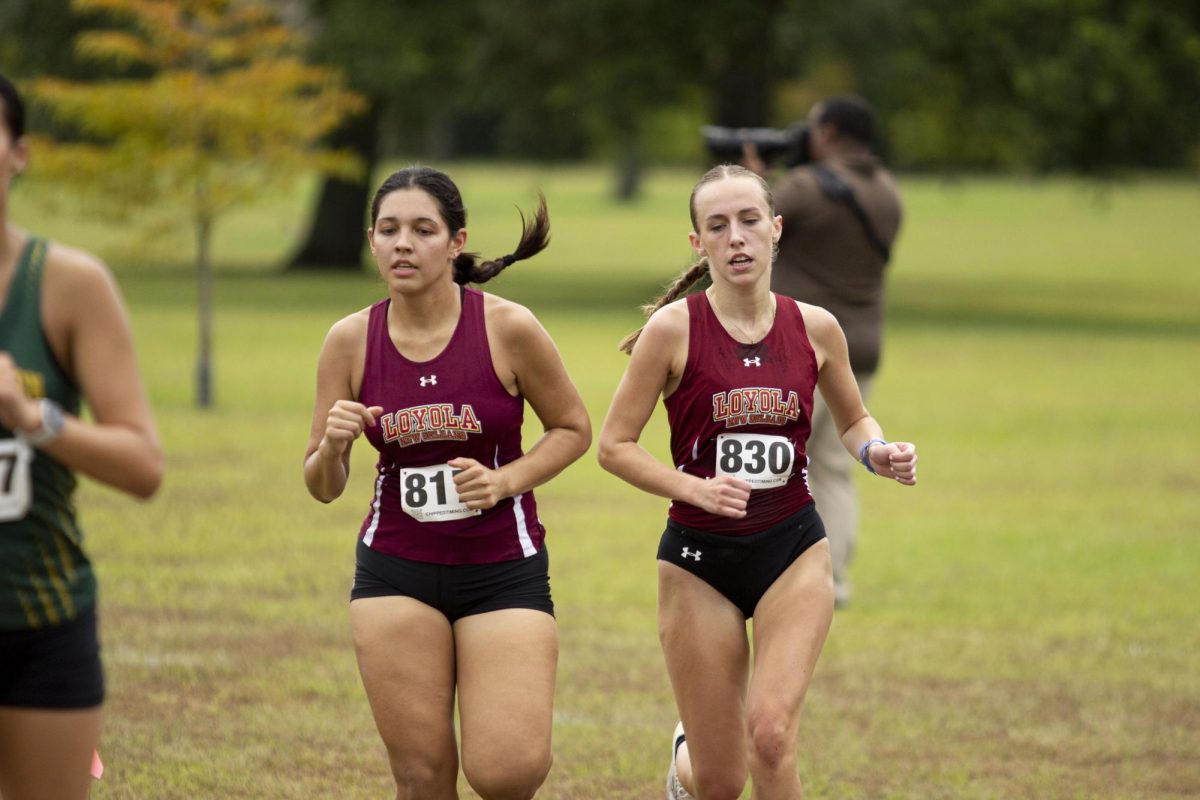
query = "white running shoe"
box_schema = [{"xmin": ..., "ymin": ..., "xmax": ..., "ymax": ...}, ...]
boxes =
[{"xmin": 666, "ymin": 720, "xmax": 694, "ymax": 800}]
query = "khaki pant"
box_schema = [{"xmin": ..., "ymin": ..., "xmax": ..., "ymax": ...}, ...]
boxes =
[{"xmin": 806, "ymin": 373, "xmax": 873, "ymax": 606}]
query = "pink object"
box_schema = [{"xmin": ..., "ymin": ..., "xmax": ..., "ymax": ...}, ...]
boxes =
[{"xmin": 91, "ymin": 750, "xmax": 104, "ymax": 780}]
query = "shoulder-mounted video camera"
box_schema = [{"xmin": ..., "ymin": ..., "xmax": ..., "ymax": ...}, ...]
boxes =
[{"xmin": 701, "ymin": 123, "xmax": 811, "ymax": 168}]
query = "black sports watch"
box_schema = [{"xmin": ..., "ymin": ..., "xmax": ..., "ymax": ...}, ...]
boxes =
[{"xmin": 20, "ymin": 398, "xmax": 66, "ymax": 447}]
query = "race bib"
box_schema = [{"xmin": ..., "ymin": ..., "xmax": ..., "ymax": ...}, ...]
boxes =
[
  {"xmin": 0, "ymin": 438, "xmax": 34, "ymax": 522},
  {"xmin": 714, "ymin": 433, "xmax": 794, "ymax": 489},
  {"xmin": 399, "ymin": 464, "xmax": 481, "ymax": 523}
]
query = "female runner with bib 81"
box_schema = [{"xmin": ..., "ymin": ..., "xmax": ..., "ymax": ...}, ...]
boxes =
[
  {"xmin": 0, "ymin": 73, "xmax": 163, "ymax": 800},
  {"xmin": 597, "ymin": 164, "xmax": 916, "ymax": 799},
  {"xmin": 304, "ymin": 166, "xmax": 590, "ymax": 799}
]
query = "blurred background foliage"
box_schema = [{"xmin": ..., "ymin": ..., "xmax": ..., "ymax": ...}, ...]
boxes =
[
  {"xmin": 1, "ymin": 6, "xmax": 1197, "ymax": 793},
  {"xmin": 3, "ymin": 0, "xmax": 1199, "ymax": 265},
  {"xmin": 6, "ymin": 0, "xmax": 1198, "ymax": 172}
]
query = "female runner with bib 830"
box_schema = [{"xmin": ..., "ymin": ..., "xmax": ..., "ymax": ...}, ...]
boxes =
[
  {"xmin": 0, "ymin": 73, "xmax": 163, "ymax": 800},
  {"xmin": 304, "ymin": 166, "xmax": 590, "ymax": 800},
  {"xmin": 597, "ymin": 164, "xmax": 916, "ymax": 800}
]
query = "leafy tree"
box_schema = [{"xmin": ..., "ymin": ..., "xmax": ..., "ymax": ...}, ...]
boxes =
[
  {"xmin": 804, "ymin": 0, "xmax": 1200, "ymax": 171},
  {"xmin": 29, "ymin": 0, "xmax": 364, "ymax": 407},
  {"xmin": 291, "ymin": 0, "xmax": 790, "ymax": 252},
  {"xmin": 468, "ymin": 0, "xmax": 812, "ymax": 195},
  {"xmin": 287, "ymin": 0, "xmax": 477, "ymax": 269},
  {"xmin": 0, "ymin": 0, "xmax": 89, "ymax": 80},
  {"xmin": 469, "ymin": 0, "xmax": 704, "ymax": 199},
  {"xmin": 700, "ymin": 0, "xmax": 789, "ymax": 127}
]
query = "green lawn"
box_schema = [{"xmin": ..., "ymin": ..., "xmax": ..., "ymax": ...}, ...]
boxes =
[{"xmin": 11, "ymin": 166, "xmax": 1200, "ymax": 798}]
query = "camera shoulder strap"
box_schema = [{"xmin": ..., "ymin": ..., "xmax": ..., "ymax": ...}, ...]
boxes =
[{"xmin": 811, "ymin": 164, "xmax": 891, "ymax": 263}]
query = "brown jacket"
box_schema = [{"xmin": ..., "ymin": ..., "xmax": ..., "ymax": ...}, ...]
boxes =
[{"xmin": 770, "ymin": 154, "xmax": 902, "ymax": 374}]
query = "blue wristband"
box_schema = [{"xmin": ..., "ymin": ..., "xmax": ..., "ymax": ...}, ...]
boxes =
[{"xmin": 859, "ymin": 438, "xmax": 888, "ymax": 474}]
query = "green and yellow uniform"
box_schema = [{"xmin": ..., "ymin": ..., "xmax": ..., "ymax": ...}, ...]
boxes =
[{"xmin": 0, "ymin": 237, "xmax": 89, "ymax": 630}]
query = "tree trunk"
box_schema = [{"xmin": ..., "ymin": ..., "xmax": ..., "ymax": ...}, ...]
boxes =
[
  {"xmin": 614, "ymin": 139, "xmax": 642, "ymax": 202},
  {"xmin": 710, "ymin": 0, "xmax": 782, "ymax": 127},
  {"xmin": 287, "ymin": 98, "xmax": 381, "ymax": 270},
  {"xmin": 712, "ymin": 69, "xmax": 771, "ymax": 127},
  {"xmin": 196, "ymin": 210, "xmax": 214, "ymax": 409}
]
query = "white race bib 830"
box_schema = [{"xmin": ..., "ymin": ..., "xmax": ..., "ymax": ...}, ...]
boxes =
[
  {"xmin": 400, "ymin": 464, "xmax": 481, "ymax": 523},
  {"xmin": 0, "ymin": 438, "xmax": 34, "ymax": 522},
  {"xmin": 714, "ymin": 433, "xmax": 794, "ymax": 489}
]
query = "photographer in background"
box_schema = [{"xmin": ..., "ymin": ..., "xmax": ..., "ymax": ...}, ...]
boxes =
[{"xmin": 739, "ymin": 95, "xmax": 903, "ymax": 608}]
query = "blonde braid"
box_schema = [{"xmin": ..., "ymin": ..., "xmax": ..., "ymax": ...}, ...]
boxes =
[{"xmin": 617, "ymin": 258, "xmax": 710, "ymax": 354}]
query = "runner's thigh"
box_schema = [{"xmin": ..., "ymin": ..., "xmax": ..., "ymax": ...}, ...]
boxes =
[
  {"xmin": 0, "ymin": 706, "xmax": 102, "ymax": 800},
  {"xmin": 748, "ymin": 539, "xmax": 834, "ymax": 732},
  {"xmin": 658, "ymin": 561, "xmax": 752, "ymax": 792},
  {"xmin": 454, "ymin": 608, "xmax": 557, "ymax": 793},
  {"xmin": 350, "ymin": 596, "xmax": 458, "ymax": 780}
]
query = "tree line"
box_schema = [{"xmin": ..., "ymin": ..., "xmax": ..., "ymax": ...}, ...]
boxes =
[
  {"xmin": 3, "ymin": 0, "xmax": 1198, "ymax": 260},
  {"xmin": 1, "ymin": 0, "xmax": 1196, "ymax": 406}
]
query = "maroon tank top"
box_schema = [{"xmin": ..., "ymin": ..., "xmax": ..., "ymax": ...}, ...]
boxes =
[
  {"xmin": 357, "ymin": 287, "xmax": 543, "ymax": 564},
  {"xmin": 664, "ymin": 291, "xmax": 817, "ymax": 534}
]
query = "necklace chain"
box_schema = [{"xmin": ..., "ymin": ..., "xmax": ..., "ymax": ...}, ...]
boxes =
[{"xmin": 708, "ymin": 290, "xmax": 776, "ymax": 344}]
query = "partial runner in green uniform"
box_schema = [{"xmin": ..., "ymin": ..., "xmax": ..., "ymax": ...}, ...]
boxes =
[{"xmin": 0, "ymin": 73, "xmax": 162, "ymax": 800}]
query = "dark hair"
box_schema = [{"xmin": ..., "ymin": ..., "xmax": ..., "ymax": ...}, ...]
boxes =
[
  {"xmin": 0, "ymin": 72, "xmax": 26, "ymax": 140},
  {"xmin": 369, "ymin": 165, "xmax": 549, "ymax": 285},
  {"xmin": 815, "ymin": 95, "xmax": 876, "ymax": 147},
  {"xmin": 619, "ymin": 164, "xmax": 774, "ymax": 354}
]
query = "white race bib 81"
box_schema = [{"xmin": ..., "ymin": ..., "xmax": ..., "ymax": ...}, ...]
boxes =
[
  {"xmin": 714, "ymin": 433, "xmax": 794, "ymax": 489},
  {"xmin": 400, "ymin": 464, "xmax": 481, "ymax": 523},
  {"xmin": 0, "ymin": 438, "xmax": 34, "ymax": 522}
]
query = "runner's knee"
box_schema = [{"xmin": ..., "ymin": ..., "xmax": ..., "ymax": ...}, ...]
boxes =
[
  {"xmin": 384, "ymin": 747, "xmax": 455, "ymax": 797},
  {"xmin": 462, "ymin": 750, "xmax": 551, "ymax": 800},
  {"xmin": 746, "ymin": 706, "xmax": 795, "ymax": 772},
  {"xmin": 690, "ymin": 767, "xmax": 745, "ymax": 800}
]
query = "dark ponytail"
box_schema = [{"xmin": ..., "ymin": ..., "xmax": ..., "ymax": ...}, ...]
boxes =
[
  {"xmin": 370, "ymin": 165, "xmax": 550, "ymax": 286},
  {"xmin": 452, "ymin": 193, "xmax": 550, "ymax": 285}
]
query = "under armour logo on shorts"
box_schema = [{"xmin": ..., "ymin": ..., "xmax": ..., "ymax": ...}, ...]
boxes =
[
  {"xmin": 419, "ymin": 375, "xmax": 437, "ymax": 387},
  {"xmin": 743, "ymin": 357, "xmax": 761, "ymax": 367},
  {"xmin": 681, "ymin": 547, "xmax": 701, "ymax": 561}
]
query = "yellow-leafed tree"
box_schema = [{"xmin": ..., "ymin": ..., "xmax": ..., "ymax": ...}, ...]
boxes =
[{"xmin": 29, "ymin": 0, "xmax": 365, "ymax": 408}]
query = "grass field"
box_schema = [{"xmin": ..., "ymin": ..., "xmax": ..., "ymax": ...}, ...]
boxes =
[{"xmin": 11, "ymin": 165, "xmax": 1200, "ymax": 799}]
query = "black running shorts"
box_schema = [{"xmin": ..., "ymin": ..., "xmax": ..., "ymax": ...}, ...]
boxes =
[
  {"xmin": 657, "ymin": 503, "xmax": 826, "ymax": 618},
  {"xmin": 351, "ymin": 539, "xmax": 554, "ymax": 622},
  {"xmin": 0, "ymin": 603, "xmax": 104, "ymax": 709}
]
